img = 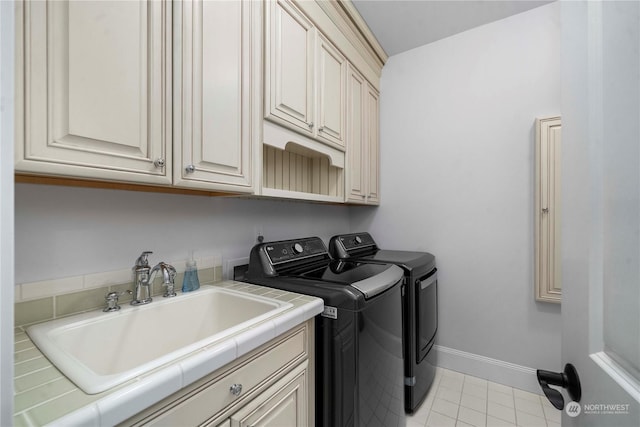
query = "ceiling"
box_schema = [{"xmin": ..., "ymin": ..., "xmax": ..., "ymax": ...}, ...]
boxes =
[{"xmin": 351, "ymin": 0, "xmax": 555, "ymax": 57}]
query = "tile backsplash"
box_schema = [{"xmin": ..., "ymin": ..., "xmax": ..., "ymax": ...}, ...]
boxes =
[{"xmin": 15, "ymin": 255, "xmax": 222, "ymax": 327}]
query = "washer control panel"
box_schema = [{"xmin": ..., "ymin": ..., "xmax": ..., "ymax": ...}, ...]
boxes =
[{"xmin": 265, "ymin": 237, "xmax": 327, "ymax": 265}]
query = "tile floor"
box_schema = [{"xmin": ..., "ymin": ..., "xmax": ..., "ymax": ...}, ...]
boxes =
[{"xmin": 406, "ymin": 368, "xmax": 561, "ymax": 427}]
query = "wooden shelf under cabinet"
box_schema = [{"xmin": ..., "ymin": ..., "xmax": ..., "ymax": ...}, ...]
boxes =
[{"xmin": 262, "ymin": 145, "xmax": 344, "ymax": 203}]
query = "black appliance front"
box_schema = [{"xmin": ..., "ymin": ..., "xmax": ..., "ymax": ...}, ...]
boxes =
[
  {"xmin": 329, "ymin": 232, "xmax": 438, "ymax": 413},
  {"xmin": 243, "ymin": 237, "xmax": 406, "ymax": 427},
  {"xmin": 416, "ymin": 270, "xmax": 438, "ymax": 363}
]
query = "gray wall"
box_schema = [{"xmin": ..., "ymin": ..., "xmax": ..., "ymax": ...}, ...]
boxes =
[
  {"xmin": 15, "ymin": 184, "xmax": 350, "ymax": 284},
  {"xmin": 351, "ymin": 2, "xmax": 562, "ymax": 372}
]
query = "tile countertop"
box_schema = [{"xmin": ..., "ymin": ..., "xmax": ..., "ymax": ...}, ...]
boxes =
[{"xmin": 13, "ymin": 280, "xmax": 324, "ymax": 427}]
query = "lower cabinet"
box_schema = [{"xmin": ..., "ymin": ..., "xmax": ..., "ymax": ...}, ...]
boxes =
[{"xmin": 120, "ymin": 320, "xmax": 314, "ymax": 427}]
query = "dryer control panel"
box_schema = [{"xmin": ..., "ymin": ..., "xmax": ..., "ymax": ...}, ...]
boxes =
[
  {"xmin": 339, "ymin": 233, "xmax": 376, "ymax": 250},
  {"xmin": 329, "ymin": 233, "xmax": 377, "ymax": 258}
]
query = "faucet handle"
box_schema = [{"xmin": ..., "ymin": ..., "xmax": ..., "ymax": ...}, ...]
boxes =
[
  {"xmin": 135, "ymin": 251, "xmax": 153, "ymax": 268},
  {"xmin": 103, "ymin": 290, "xmax": 132, "ymax": 312},
  {"xmin": 160, "ymin": 262, "xmax": 178, "ymax": 298},
  {"xmin": 163, "ymin": 280, "xmax": 178, "ymax": 298}
]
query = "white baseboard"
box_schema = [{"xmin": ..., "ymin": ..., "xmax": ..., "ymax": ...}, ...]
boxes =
[{"xmin": 434, "ymin": 345, "xmax": 542, "ymax": 395}]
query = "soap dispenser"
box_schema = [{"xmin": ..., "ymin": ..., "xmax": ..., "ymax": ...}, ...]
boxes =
[{"xmin": 182, "ymin": 251, "xmax": 201, "ymax": 292}]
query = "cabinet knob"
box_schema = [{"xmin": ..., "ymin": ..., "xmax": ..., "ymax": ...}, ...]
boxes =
[
  {"xmin": 185, "ymin": 164, "xmax": 196, "ymax": 174},
  {"xmin": 229, "ymin": 383, "xmax": 243, "ymax": 396},
  {"xmin": 154, "ymin": 158, "xmax": 165, "ymax": 168},
  {"xmin": 308, "ymin": 122, "xmax": 314, "ymax": 129}
]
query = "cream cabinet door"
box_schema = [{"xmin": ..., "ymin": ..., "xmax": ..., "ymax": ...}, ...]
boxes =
[
  {"xmin": 535, "ymin": 117, "xmax": 561, "ymax": 303},
  {"xmin": 365, "ymin": 85, "xmax": 380, "ymax": 205},
  {"xmin": 316, "ymin": 34, "xmax": 346, "ymax": 149},
  {"xmin": 173, "ymin": 0, "xmax": 257, "ymax": 192},
  {"xmin": 15, "ymin": 0, "xmax": 172, "ymax": 184},
  {"xmin": 346, "ymin": 65, "xmax": 366, "ymax": 203},
  {"xmin": 228, "ymin": 362, "xmax": 308, "ymax": 427},
  {"xmin": 346, "ymin": 65, "xmax": 379, "ymax": 205},
  {"xmin": 265, "ymin": 0, "xmax": 347, "ymax": 151},
  {"xmin": 265, "ymin": 0, "xmax": 315, "ymax": 136}
]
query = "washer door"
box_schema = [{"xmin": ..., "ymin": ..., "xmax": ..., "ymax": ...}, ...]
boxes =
[{"xmin": 416, "ymin": 270, "xmax": 438, "ymax": 362}]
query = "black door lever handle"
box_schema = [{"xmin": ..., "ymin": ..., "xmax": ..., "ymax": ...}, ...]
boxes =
[{"xmin": 536, "ymin": 363, "xmax": 582, "ymax": 410}]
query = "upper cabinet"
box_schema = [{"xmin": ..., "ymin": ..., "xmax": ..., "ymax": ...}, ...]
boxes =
[
  {"xmin": 264, "ymin": 0, "xmax": 346, "ymax": 151},
  {"xmin": 262, "ymin": 0, "xmax": 384, "ymax": 203},
  {"xmin": 15, "ymin": 0, "xmax": 386, "ymax": 204},
  {"xmin": 15, "ymin": 0, "xmax": 256, "ymax": 193},
  {"xmin": 15, "ymin": 0, "xmax": 172, "ymax": 184},
  {"xmin": 316, "ymin": 33, "xmax": 347, "ymax": 148},
  {"xmin": 346, "ymin": 66, "xmax": 366, "ymax": 202},
  {"xmin": 172, "ymin": 0, "xmax": 259, "ymax": 193},
  {"xmin": 264, "ymin": 0, "xmax": 315, "ymax": 137},
  {"xmin": 535, "ymin": 116, "xmax": 562, "ymax": 303},
  {"xmin": 365, "ymin": 85, "xmax": 380, "ymax": 204},
  {"xmin": 346, "ymin": 65, "xmax": 379, "ymax": 205}
]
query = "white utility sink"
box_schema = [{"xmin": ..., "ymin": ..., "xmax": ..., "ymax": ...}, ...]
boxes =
[{"xmin": 27, "ymin": 285, "xmax": 292, "ymax": 394}]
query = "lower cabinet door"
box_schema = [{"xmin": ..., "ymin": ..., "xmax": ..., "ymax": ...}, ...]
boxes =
[{"xmin": 227, "ymin": 361, "xmax": 308, "ymax": 427}]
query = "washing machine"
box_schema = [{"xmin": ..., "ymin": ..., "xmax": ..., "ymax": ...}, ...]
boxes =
[{"xmin": 243, "ymin": 236, "xmax": 406, "ymax": 427}]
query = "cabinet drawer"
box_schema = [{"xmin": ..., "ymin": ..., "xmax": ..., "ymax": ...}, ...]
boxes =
[
  {"xmin": 228, "ymin": 361, "xmax": 308, "ymax": 427},
  {"xmin": 127, "ymin": 323, "xmax": 309, "ymax": 426}
]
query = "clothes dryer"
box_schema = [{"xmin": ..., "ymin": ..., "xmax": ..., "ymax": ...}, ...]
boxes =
[{"xmin": 329, "ymin": 232, "xmax": 437, "ymax": 413}]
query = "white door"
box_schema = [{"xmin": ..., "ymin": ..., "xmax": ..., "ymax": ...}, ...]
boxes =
[{"xmin": 560, "ymin": 1, "xmax": 640, "ymax": 426}]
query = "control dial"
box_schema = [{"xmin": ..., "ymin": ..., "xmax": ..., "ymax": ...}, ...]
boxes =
[
  {"xmin": 292, "ymin": 243, "xmax": 304, "ymax": 254},
  {"xmin": 354, "ymin": 236, "xmax": 363, "ymax": 244}
]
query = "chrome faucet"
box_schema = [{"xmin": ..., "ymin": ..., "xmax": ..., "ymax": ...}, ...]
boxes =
[
  {"xmin": 132, "ymin": 251, "xmax": 154, "ymax": 305},
  {"xmin": 132, "ymin": 251, "xmax": 177, "ymax": 305}
]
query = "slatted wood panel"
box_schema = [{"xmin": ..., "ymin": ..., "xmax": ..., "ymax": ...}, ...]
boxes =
[{"xmin": 263, "ymin": 145, "xmax": 344, "ymax": 198}]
